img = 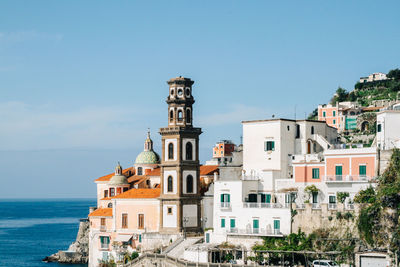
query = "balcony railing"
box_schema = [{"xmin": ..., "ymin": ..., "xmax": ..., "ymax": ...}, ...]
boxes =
[
  {"xmin": 296, "ymin": 203, "xmax": 305, "ymax": 209},
  {"xmin": 324, "ymin": 175, "xmax": 373, "ymax": 182},
  {"xmin": 100, "ymin": 243, "xmax": 109, "ymax": 249},
  {"xmin": 242, "ymin": 202, "xmax": 287, "ymax": 209},
  {"xmin": 312, "ymin": 203, "xmax": 321, "ymax": 209},
  {"xmin": 100, "ymin": 225, "xmax": 107, "ymax": 232},
  {"xmin": 227, "ymin": 228, "xmax": 282, "ymax": 236},
  {"xmin": 220, "ymin": 202, "xmax": 231, "ymax": 209},
  {"xmin": 328, "ymin": 203, "xmax": 337, "ymax": 210}
]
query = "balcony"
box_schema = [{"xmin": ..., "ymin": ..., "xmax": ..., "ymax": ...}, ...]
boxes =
[
  {"xmin": 227, "ymin": 228, "xmax": 283, "ymax": 237},
  {"xmin": 328, "ymin": 203, "xmax": 337, "ymax": 210},
  {"xmin": 100, "ymin": 225, "xmax": 107, "ymax": 232},
  {"xmin": 220, "ymin": 202, "xmax": 231, "ymax": 209},
  {"xmin": 242, "ymin": 202, "xmax": 287, "ymax": 209},
  {"xmin": 100, "ymin": 243, "xmax": 109, "ymax": 249},
  {"xmin": 292, "ymin": 153, "xmax": 323, "ymax": 163},
  {"xmin": 324, "ymin": 175, "xmax": 374, "ymax": 183},
  {"xmin": 312, "ymin": 203, "xmax": 321, "ymax": 209},
  {"xmin": 242, "ymin": 174, "xmax": 259, "ymax": 181}
]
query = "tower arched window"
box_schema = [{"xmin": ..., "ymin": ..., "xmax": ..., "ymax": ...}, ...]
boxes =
[
  {"xmin": 186, "ymin": 142, "xmax": 193, "ymax": 160},
  {"xmin": 311, "ymin": 126, "xmax": 314, "ymax": 135},
  {"xmin": 168, "ymin": 143, "xmax": 174, "ymax": 160},
  {"xmin": 186, "ymin": 175, "xmax": 193, "ymax": 193},
  {"xmin": 186, "ymin": 109, "xmax": 191, "ymax": 124},
  {"xmin": 167, "ymin": 176, "xmax": 173, "ymax": 192},
  {"xmin": 137, "ymin": 167, "xmax": 143, "ymax": 175},
  {"xmin": 177, "ymin": 110, "xmax": 183, "ymax": 121},
  {"xmin": 170, "ymin": 110, "xmax": 174, "ymax": 122}
]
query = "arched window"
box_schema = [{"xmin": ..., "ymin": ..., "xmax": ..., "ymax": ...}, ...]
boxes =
[
  {"xmin": 137, "ymin": 167, "xmax": 143, "ymax": 175},
  {"xmin": 186, "ymin": 109, "xmax": 191, "ymax": 123},
  {"xmin": 108, "ymin": 203, "xmax": 113, "ymax": 208},
  {"xmin": 186, "ymin": 142, "xmax": 193, "ymax": 160},
  {"xmin": 186, "ymin": 175, "xmax": 193, "ymax": 193},
  {"xmin": 178, "ymin": 110, "xmax": 183, "ymax": 121},
  {"xmin": 170, "ymin": 110, "xmax": 174, "ymax": 122},
  {"xmin": 311, "ymin": 126, "xmax": 314, "ymax": 135},
  {"xmin": 168, "ymin": 143, "xmax": 174, "ymax": 160},
  {"xmin": 167, "ymin": 176, "xmax": 173, "ymax": 192}
]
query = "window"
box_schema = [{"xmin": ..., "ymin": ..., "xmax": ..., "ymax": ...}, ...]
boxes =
[
  {"xmin": 146, "ymin": 179, "xmax": 151, "ymax": 187},
  {"xmin": 205, "ymin": 233, "xmax": 210, "ymax": 243},
  {"xmin": 296, "ymin": 124, "xmax": 300, "ymax": 138},
  {"xmin": 110, "ymin": 188, "xmax": 115, "ymax": 197},
  {"xmin": 377, "ymin": 124, "xmax": 382, "ymax": 132},
  {"xmin": 273, "ymin": 220, "xmax": 280, "ymax": 231},
  {"xmin": 329, "ymin": 195, "xmax": 336, "ymax": 204},
  {"xmin": 359, "ymin": 165, "xmax": 367, "ymax": 177},
  {"xmin": 323, "ymin": 111, "xmax": 326, "ymax": 117},
  {"xmin": 138, "ymin": 214, "xmax": 144, "ymax": 229},
  {"xmin": 167, "ymin": 176, "xmax": 173, "ymax": 192},
  {"xmin": 100, "ymin": 236, "xmax": 110, "ymax": 249},
  {"xmin": 333, "ymin": 119, "xmax": 336, "ymax": 124},
  {"xmin": 221, "ymin": 218, "xmax": 225, "ymax": 228},
  {"xmin": 185, "ymin": 88, "xmax": 190, "ymax": 96},
  {"xmin": 186, "ymin": 175, "xmax": 193, "ymax": 193},
  {"xmin": 253, "ymin": 219, "xmax": 259, "ymax": 229},
  {"xmin": 116, "ymin": 187, "xmax": 121, "ymax": 195},
  {"xmin": 312, "ymin": 192, "xmax": 318, "ymax": 203},
  {"xmin": 335, "ymin": 165, "xmax": 343, "ymax": 180},
  {"xmin": 170, "ymin": 89, "xmax": 174, "ymax": 96},
  {"xmin": 167, "ymin": 207, "xmax": 173, "ymax": 215},
  {"xmin": 186, "ymin": 142, "xmax": 193, "ymax": 160},
  {"xmin": 311, "ymin": 126, "xmax": 314, "ymax": 135},
  {"xmin": 186, "ymin": 109, "xmax": 191, "ymax": 123},
  {"xmin": 138, "ymin": 234, "xmax": 142, "ymax": 242},
  {"xmin": 220, "ymin": 193, "xmax": 230, "ymax": 203},
  {"xmin": 312, "ymin": 168, "xmax": 320, "ymax": 179},
  {"xmin": 264, "ymin": 141, "xmax": 275, "ymax": 151},
  {"xmin": 170, "ymin": 110, "xmax": 174, "ymax": 122},
  {"xmin": 101, "ymin": 218, "xmax": 106, "ymax": 226},
  {"xmin": 137, "ymin": 167, "xmax": 143, "ymax": 175},
  {"xmin": 168, "ymin": 143, "xmax": 174, "ymax": 160},
  {"xmin": 333, "ymin": 110, "xmax": 336, "ymax": 117},
  {"xmin": 123, "ymin": 187, "xmax": 128, "ymax": 192},
  {"xmin": 122, "ymin": 214, "xmax": 128, "ymax": 228},
  {"xmin": 104, "ymin": 190, "xmax": 108, "ymax": 198},
  {"xmin": 177, "ymin": 110, "xmax": 183, "ymax": 121},
  {"xmin": 287, "ymin": 126, "xmax": 290, "ymax": 131},
  {"xmin": 230, "ymin": 218, "xmax": 236, "ymax": 228},
  {"xmin": 260, "ymin": 193, "xmax": 271, "ymax": 203},
  {"xmin": 248, "ymin": 193, "xmax": 257, "ymax": 202},
  {"xmin": 107, "ymin": 203, "xmax": 113, "ymax": 208}
]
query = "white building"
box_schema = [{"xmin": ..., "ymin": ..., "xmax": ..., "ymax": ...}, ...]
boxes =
[
  {"xmin": 359, "ymin": 72, "xmax": 388, "ymax": 83},
  {"xmin": 376, "ymin": 110, "xmax": 400, "ymax": 150}
]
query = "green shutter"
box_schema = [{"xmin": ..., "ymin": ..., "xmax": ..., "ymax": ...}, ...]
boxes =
[
  {"xmin": 273, "ymin": 220, "xmax": 280, "ymax": 230},
  {"xmin": 329, "ymin": 196, "xmax": 336, "ymax": 203},
  {"xmin": 206, "ymin": 233, "xmax": 210, "ymax": 243},
  {"xmin": 271, "ymin": 141, "xmax": 275, "ymax": 151},
  {"xmin": 230, "ymin": 219, "xmax": 235, "ymax": 228},
  {"xmin": 139, "ymin": 234, "xmax": 142, "ymax": 242},
  {"xmin": 227, "ymin": 194, "xmax": 230, "ymax": 203},
  {"xmin": 253, "ymin": 219, "xmax": 259, "ymax": 229},
  {"xmin": 359, "ymin": 165, "xmax": 367, "ymax": 176},
  {"xmin": 266, "ymin": 194, "xmax": 271, "ymax": 203},
  {"xmin": 323, "ymin": 111, "xmax": 326, "ymax": 117},
  {"xmin": 335, "ymin": 166, "xmax": 342, "ymax": 176},
  {"xmin": 312, "ymin": 168, "xmax": 319, "ymax": 179},
  {"xmin": 221, "ymin": 218, "xmax": 225, "ymax": 228},
  {"xmin": 220, "ymin": 194, "xmax": 224, "ymax": 202},
  {"xmin": 333, "ymin": 111, "xmax": 336, "ymax": 116}
]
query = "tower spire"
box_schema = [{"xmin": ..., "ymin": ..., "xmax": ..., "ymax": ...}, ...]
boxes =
[{"xmin": 144, "ymin": 129, "xmax": 153, "ymax": 151}]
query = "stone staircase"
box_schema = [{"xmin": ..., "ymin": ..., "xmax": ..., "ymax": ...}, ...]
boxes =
[{"xmin": 165, "ymin": 237, "xmax": 203, "ymax": 259}]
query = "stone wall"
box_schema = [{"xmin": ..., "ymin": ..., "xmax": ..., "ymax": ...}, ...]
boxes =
[{"xmin": 292, "ymin": 203, "xmax": 358, "ymax": 236}]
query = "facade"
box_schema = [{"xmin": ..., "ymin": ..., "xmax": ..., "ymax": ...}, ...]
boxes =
[
  {"xmin": 376, "ymin": 110, "xmax": 400, "ymax": 150},
  {"xmin": 359, "ymin": 72, "xmax": 388, "ymax": 83},
  {"xmin": 88, "ymin": 77, "xmax": 216, "ymax": 267}
]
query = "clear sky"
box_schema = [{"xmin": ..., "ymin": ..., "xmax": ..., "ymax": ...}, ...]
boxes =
[{"xmin": 1, "ymin": 1, "xmax": 399, "ymax": 198}]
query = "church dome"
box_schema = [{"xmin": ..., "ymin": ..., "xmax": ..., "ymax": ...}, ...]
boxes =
[
  {"xmin": 134, "ymin": 130, "xmax": 160, "ymax": 165},
  {"xmin": 135, "ymin": 150, "xmax": 160, "ymax": 165},
  {"xmin": 109, "ymin": 163, "xmax": 129, "ymax": 185}
]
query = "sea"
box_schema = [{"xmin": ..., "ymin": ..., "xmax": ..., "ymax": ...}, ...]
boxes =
[{"xmin": 0, "ymin": 199, "xmax": 96, "ymax": 267}]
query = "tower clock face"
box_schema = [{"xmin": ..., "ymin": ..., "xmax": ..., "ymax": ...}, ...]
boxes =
[{"xmin": 177, "ymin": 89, "xmax": 183, "ymax": 97}]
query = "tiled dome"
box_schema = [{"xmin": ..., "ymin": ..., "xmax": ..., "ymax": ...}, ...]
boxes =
[{"xmin": 135, "ymin": 151, "xmax": 160, "ymax": 165}]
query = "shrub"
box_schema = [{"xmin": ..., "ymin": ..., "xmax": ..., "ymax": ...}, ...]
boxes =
[
  {"xmin": 336, "ymin": 212, "xmax": 343, "ymax": 220},
  {"xmin": 131, "ymin": 252, "xmax": 139, "ymax": 260},
  {"xmin": 337, "ymin": 192, "xmax": 349, "ymax": 204}
]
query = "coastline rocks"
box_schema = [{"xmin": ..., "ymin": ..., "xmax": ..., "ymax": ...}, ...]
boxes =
[{"xmin": 43, "ymin": 218, "xmax": 90, "ymax": 264}]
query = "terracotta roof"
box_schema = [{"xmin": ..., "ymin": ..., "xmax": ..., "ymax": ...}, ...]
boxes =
[
  {"xmin": 200, "ymin": 165, "xmax": 219, "ymax": 176},
  {"xmin": 88, "ymin": 208, "xmax": 112, "ymax": 217},
  {"xmin": 147, "ymin": 167, "xmax": 160, "ymax": 176},
  {"xmin": 363, "ymin": 106, "xmax": 383, "ymax": 111},
  {"xmin": 127, "ymin": 175, "xmax": 149, "ymax": 184},
  {"xmin": 112, "ymin": 188, "xmax": 161, "ymax": 199},
  {"xmin": 95, "ymin": 167, "xmax": 134, "ymax": 182}
]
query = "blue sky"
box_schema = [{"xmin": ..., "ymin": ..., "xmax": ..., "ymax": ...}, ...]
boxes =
[{"xmin": 1, "ymin": 1, "xmax": 399, "ymax": 198}]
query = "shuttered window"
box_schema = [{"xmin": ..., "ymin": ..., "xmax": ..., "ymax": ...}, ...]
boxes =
[
  {"xmin": 312, "ymin": 168, "xmax": 320, "ymax": 179},
  {"xmin": 264, "ymin": 141, "xmax": 275, "ymax": 151}
]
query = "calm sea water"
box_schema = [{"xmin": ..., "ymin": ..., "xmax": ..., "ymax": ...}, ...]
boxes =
[{"xmin": 0, "ymin": 199, "xmax": 96, "ymax": 267}]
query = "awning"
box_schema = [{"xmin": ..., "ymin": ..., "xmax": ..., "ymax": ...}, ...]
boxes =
[{"xmin": 114, "ymin": 235, "xmax": 132, "ymax": 242}]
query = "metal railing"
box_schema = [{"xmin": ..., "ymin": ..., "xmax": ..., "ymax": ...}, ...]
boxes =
[
  {"xmin": 242, "ymin": 202, "xmax": 287, "ymax": 209},
  {"xmin": 220, "ymin": 202, "xmax": 231, "ymax": 209},
  {"xmin": 226, "ymin": 228, "xmax": 282, "ymax": 236},
  {"xmin": 325, "ymin": 175, "xmax": 373, "ymax": 182},
  {"xmin": 100, "ymin": 243, "xmax": 109, "ymax": 249},
  {"xmin": 312, "ymin": 203, "xmax": 321, "ymax": 209},
  {"xmin": 328, "ymin": 203, "xmax": 337, "ymax": 210}
]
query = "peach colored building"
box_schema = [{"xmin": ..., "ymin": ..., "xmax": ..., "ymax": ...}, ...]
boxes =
[{"xmin": 318, "ymin": 104, "xmax": 340, "ymax": 129}]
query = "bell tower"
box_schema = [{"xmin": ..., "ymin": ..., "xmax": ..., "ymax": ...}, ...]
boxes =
[{"xmin": 159, "ymin": 76, "xmax": 202, "ymax": 234}]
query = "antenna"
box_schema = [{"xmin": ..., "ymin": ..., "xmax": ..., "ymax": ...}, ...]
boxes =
[
  {"xmin": 294, "ymin": 105, "xmax": 297, "ymax": 120},
  {"xmin": 240, "ymin": 135, "xmax": 243, "ymax": 145}
]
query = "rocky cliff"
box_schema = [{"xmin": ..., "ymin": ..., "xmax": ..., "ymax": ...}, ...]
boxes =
[{"xmin": 43, "ymin": 219, "xmax": 90, "ymax": 264}]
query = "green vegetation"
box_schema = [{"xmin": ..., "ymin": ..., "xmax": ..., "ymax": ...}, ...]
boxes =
[
  {"xmin": 355, "ymin": 149, "xmax": 400, "ymax": 259},
  {"xmin": 337, "ymin": 192, "xmax": 349, "ymax": 204}
]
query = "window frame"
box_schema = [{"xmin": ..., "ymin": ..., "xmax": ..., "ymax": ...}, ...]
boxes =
[{"xmin": 312, "ymin": 168, "xmax": 320, "ymax": 179}]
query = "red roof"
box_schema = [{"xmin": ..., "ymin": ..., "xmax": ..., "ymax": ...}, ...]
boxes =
[
  {"xmin": 95, "ymin": 167, "xmax": 134, "ymax": 182},
  {"xmin": 112, "ymin": 188, "xmax": 161, "ymax": 199},
  {"xmin": 200, "ymin": 165, "xmax": 219, "ymax": 176},
  {"xmin": 147, "ymin": 167, "xmax": 160, "ymax": 176},
  {"xmin": 88, "ymin": 208, "xmax": 112, "ymax": 217}
]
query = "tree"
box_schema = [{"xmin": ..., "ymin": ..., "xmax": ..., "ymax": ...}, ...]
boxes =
[
  {"xmin": 330, "ymin": 87, "xmax": 349, "ymax": 104},
  {"xmin": 387, "ymin": 68, "xmax": 400, "ymax": 80}
]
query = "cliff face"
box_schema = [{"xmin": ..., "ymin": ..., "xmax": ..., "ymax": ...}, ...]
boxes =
[{"xmin": 43, "ymin": 219, "xmax": 90, "ymax": 264}]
